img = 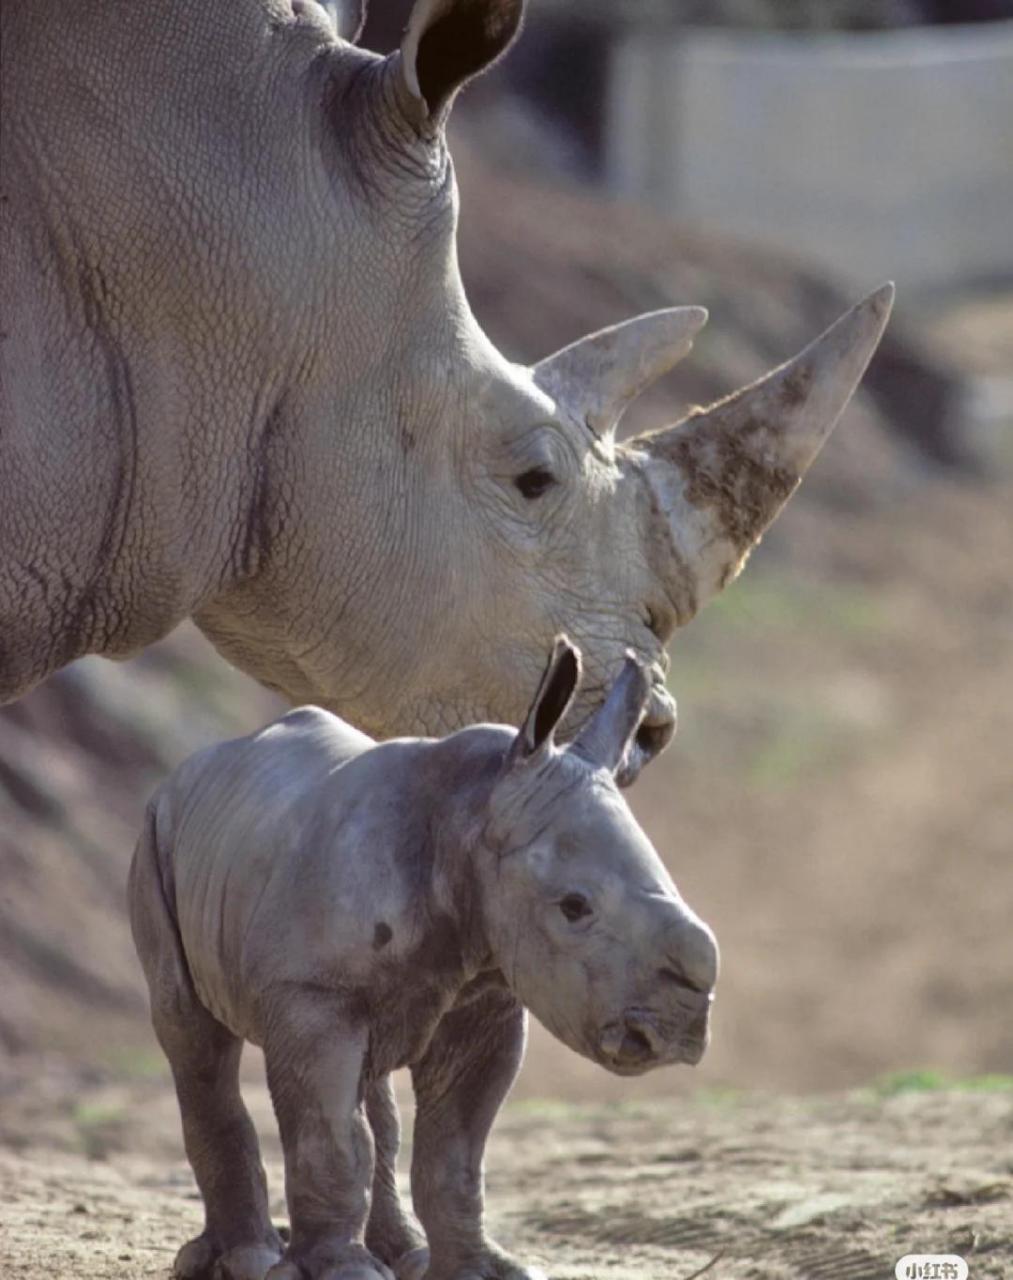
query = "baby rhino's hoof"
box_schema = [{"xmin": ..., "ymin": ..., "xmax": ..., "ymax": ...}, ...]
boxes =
[
  {"xmin": 454, "ymin": 1253, "xmax": 548, "ymax": 1280},
  {"xmin": 457, "ymin": 1272, "xmax": 547, "ymax": 1280},
  {"xmin": 175, "ymin": 1235, "xmax": 217, "ymax": 1279},
  {"xmin": 392, "ymin": 1247, "xmax": 429, "ymax": 1280},
  {"xmin": 266, "ymin": 1245, "xmax": 395, "ymax": 1280},
  {"xmin": 174, "ymin": 1234, "xmax": 284, "ymax": 1280},
  {"xmin": 217, "ymin": 1245, "xmax": 288, "ymax": 1280}
]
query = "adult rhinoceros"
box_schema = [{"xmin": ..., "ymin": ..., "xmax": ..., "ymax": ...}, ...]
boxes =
[{"xmin": 0, "ymin": 0, "xmax": 892, "ymax": 779}]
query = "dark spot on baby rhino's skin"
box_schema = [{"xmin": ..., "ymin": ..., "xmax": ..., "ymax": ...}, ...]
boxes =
[{"xmin": 373, "ymin": 922, "xmax": 393, "ymax": 950}]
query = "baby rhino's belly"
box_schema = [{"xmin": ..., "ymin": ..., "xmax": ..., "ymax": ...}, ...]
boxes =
[{"xmin": 364, "ymin": 970, "xmax": 467, "ymax": 1075}]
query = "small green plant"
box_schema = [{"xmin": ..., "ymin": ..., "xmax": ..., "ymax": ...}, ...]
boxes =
[
  {"xmin": 73, "ymin": 1100, "xmax": 126, "ymax": 1160},
  {"xmin": 746, "ymin": 713, "xmax": 844, "ymax": 790},
  {"xmin": 694, "ymin": 1084, "xmax": 747, "ymax": 1108},
  {"xmin": 708, "ymin": 572, "xmax": 887, "ymax": 638},
  {"xmin": 102, "ymin": 1044, "xmax": 170, "ymax": 1081},
  {"xmin": 869, "ymin": 1070, "xmax": 1013, "ymax": 1097}
]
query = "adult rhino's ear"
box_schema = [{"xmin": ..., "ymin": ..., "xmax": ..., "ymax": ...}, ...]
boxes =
[
  {"xmin": 508, "ymin": 636, "xmax": 581, "ymax": 766},
  {"xmin": 308, "ymin": 0, "xmax": 367, "ymax": 42},
  {"xmin": 574, "ymin": 653, "xmax": 653, "ymax": 780},
  {"xmin": 400, "ymin": 0, "xmax": 525, "ymax": 122}
]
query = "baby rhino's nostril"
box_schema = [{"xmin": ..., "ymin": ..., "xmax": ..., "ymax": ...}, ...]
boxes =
[{"xmin": 622, "ymin": 1026, "xmax": 653, "ymax": 1059}]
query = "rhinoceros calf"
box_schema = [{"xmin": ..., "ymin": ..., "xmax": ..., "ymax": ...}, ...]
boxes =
[{"xmin": 129, "ymin": 639, "xmax": 717, "ymax": 1280}]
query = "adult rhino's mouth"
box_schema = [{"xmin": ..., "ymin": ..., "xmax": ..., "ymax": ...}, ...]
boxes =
[{"xmin": 617, "ymin": 673, "xmax": 676, "ymax": 787}]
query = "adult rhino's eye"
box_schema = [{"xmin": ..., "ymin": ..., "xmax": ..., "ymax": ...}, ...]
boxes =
[
  {"xmin": 559, "ymin": 893, "xmax": 592, "ymax": 924},
  {"xmin": 515, "ymin": 467, "xmax": 556, "ymax": 500}
]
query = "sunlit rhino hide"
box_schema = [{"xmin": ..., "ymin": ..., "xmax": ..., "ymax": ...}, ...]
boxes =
[{"xmin": 0, "ymin": 0, "xmax": 893, "ymax": 776}]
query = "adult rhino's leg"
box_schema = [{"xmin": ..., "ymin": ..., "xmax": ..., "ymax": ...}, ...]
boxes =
[
  {"xmin": 260, "ymin": 992, "xmax": 393, "ymax": 1280},
  {"xmin": 409, "ymin": 987, "xmax": 546, "ymax": 1280},
  {"xmin": 365, "ymin": 1076, "xmax": 428, "ymax": 1280},
  {"xmin": 127, "ymin": 808, "xmax": 282, "ymax": 1280}
]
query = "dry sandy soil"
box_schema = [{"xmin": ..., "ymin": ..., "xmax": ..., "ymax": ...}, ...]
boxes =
[{"xmin": 1, "ymin": 1058, "xmax": 1010, "ymax": 1280}]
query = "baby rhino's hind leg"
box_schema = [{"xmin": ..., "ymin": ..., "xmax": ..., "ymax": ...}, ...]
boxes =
[
  {"xmin": 365, "ymin": 1078, "xmax": 428, "ymax": 1280},
  {"xmin": 163, "ymin": 1021, "xmax": 283, "ymax": 1280},
  {"xmin": 128, "ymin": 806, "xmax": 283, "ymax": 1280}
]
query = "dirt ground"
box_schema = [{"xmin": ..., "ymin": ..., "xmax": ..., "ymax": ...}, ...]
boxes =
[{"xmin": 1, "ymin": 1056, "xmax": 1010, "ymax": 1280}]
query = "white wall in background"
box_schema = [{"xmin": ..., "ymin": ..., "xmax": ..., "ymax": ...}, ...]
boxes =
[{"xmin": 607, "ymin": 22, "xmax": 1013, "ymax": 292}]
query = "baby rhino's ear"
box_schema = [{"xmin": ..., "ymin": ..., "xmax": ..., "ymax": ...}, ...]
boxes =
[{"xmin": 508, "ymin": 636, "xmax": 581, "ymax": 766}]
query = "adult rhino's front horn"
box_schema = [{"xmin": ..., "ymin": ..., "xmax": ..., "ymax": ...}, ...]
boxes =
[{"xmin": 629, "ymin": 283, "xmax": 895, "ymax": 622}]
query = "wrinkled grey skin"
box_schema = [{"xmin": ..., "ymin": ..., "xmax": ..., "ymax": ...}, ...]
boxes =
[
  {"xmin": 128, "ymin": 639, "xmax": 717, "ymax": 1280},
  {"xmin": 1, "ymin": 0, "xmax": 893, "ymax": 781}
]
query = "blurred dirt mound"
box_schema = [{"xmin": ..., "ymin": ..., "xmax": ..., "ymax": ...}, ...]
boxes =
[
  {"xmin": 0, "ymin": 632, "xmax": 280, "ymax": 1060},
  {"xmin": 454, "ymin": 135, "xmax": 974, "ymax": 470},
  {"xmin": 1, "ymin": 163, "xmax": 1010, "ymax": 1095}
]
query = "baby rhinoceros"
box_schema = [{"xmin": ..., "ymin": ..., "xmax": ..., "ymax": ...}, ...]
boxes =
[{"xmin": 129, "ymin": 639, "xmax": 718, "ymax": 1280}]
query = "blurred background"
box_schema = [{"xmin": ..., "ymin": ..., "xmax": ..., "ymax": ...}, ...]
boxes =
[{"xmin": 1, "ymin": 0, "xmax": 1011, "ymax": 1107}]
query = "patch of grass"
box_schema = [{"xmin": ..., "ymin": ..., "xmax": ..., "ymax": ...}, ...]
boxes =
[
  {"xmin": 957, "ymin": 1074, "xmax": 1013, "ymax": 1092},
  {"xmin": 102, "ymin": 1044, "xmax": 169, "ymax": 1081},
  {"xmin": 745, "ymin": 714, "xmax": 842, "ymax": 790},
  {"xmin": 871, "ymin": 1069, "xmax": 949, "ymax": 1096},
  {"xmin": 694, "ymin": 1085, "xmax": 748, "ymax": 1108},
  {"xmin": 869, "ymin": 1070, "xmax": 1013, "ymax": 1097},
  {"xmin": 504, "ymin": 1098, "xmax": 654, "ymax": 1122},
  {"xmin": 72, "ymin": 1100, "xmax": 126, "ymax": 1160},
  {"xmin": 505, "ymin": 1098, "xmax": 581, "ymax": 1120},
  {"xmin": 708, "ymin": 572, "xmax": 887, "ymax": 638}
]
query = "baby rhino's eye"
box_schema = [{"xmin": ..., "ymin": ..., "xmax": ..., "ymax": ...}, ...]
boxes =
[{"xmin": 559, "ymin": 893, "xmax": 592, "ymax": 923}]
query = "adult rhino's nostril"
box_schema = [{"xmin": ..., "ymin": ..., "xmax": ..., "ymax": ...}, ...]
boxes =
[
  {"xmin": 636, "ymin": 717, "xmax": 674, "ymax": 758},
  {"xmin": 614, "ymin": 677, "xmax": 677, "ymax": 786},
  {"xmin": 636, "ymin": 681, "xmax": 677, "ymax": 753}
]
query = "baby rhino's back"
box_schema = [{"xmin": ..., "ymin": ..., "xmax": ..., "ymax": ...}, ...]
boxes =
[{"xmin": 156, "ymin": 706, "xmax": 379, "ymax": 1041}]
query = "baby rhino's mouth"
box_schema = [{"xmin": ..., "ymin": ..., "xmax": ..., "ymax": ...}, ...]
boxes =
[
  {"xmin": 597, "ymin": 1004, "xmax": 709, "ymax": 1076},
  {"xmin": 597, "ymin": 1017, "xmax": 661, "ymax": 1076}
]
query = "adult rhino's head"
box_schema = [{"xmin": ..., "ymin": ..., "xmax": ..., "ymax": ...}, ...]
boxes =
[
  {"xmin": 195, "ymin": 0, "xmax": 893, "ymax": 781},
  {"xmin": 478, "ymin": 639, "xmax": 718, "ymax": 1074}
]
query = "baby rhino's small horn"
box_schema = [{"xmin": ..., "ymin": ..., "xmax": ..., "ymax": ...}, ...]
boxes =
[{"xmin": 573, "ymin": 653, "xmax": 652, "ymax": 774}]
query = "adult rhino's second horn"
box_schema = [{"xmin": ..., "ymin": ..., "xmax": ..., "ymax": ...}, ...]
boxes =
[
  {"xmin": 533, "ymin": 306, "xmax": 708, "ymax": 437},
  {"xmin": 634, "ymin": 283, "xmax": 895, "ymax": 618}
]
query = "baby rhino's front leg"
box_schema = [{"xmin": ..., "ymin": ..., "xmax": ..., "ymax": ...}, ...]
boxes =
[
  {"xmin": 410, "ymin": 986, "xmax": 547, "ymax": 1280},
  {"xmin": 262, "ymin": 993, "xmax": 394, "ymax": 1280}
]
